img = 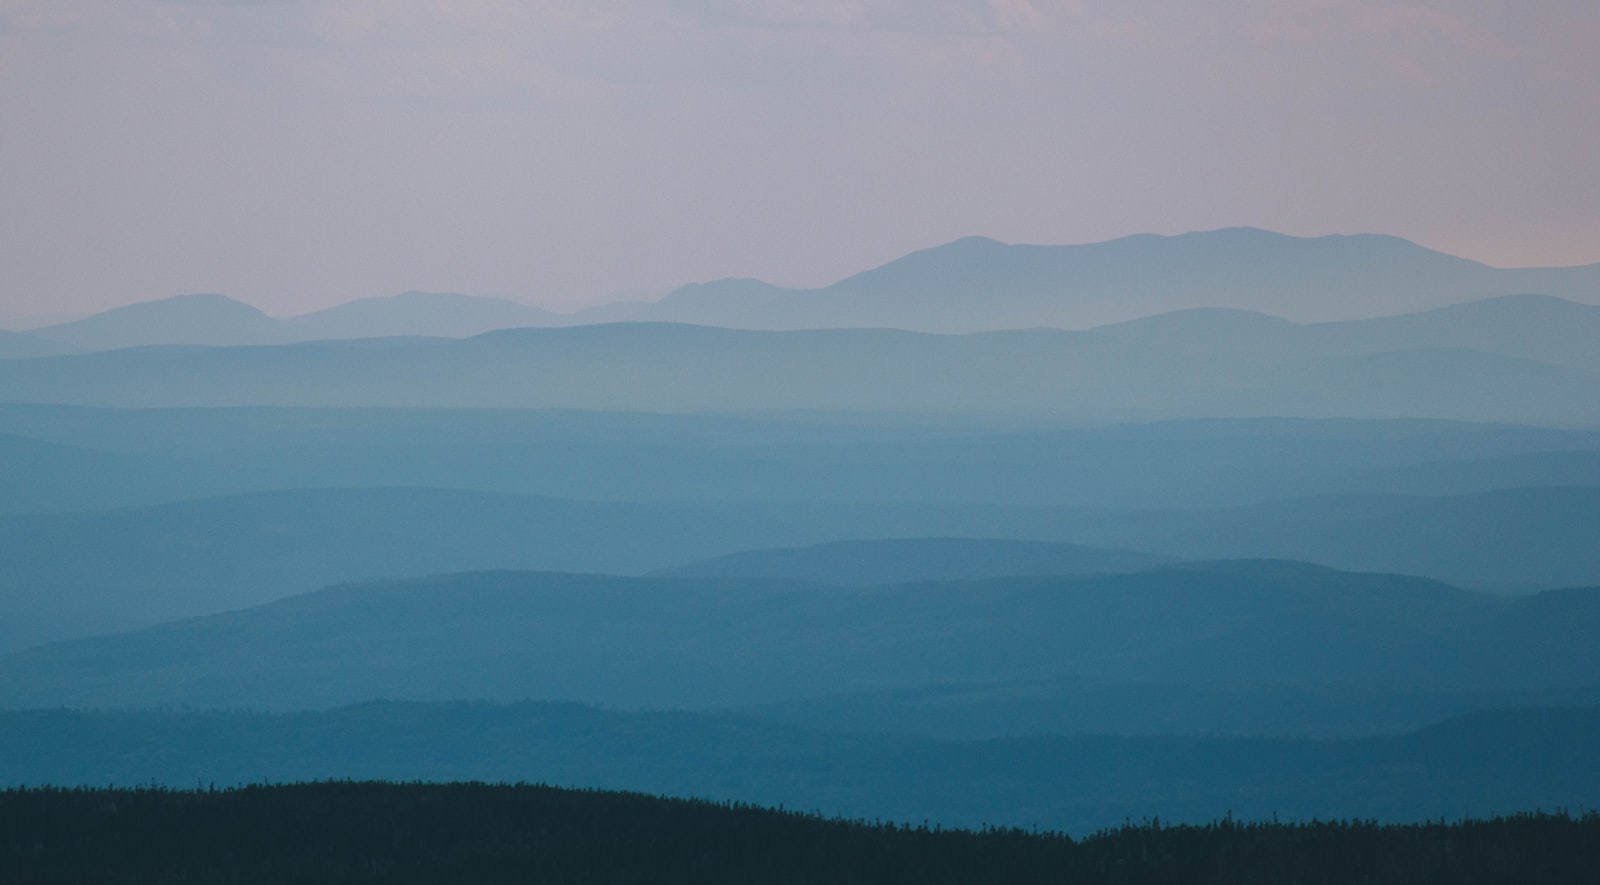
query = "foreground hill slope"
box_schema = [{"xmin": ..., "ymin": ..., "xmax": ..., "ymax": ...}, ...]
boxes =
[{"xmin": 9, "ymin": 784, "xmax": 1599, "ymax": 885}]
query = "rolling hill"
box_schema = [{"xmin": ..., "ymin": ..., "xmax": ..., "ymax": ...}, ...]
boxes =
[
  {"xmin": 654, "ymin": 538, "xmax": 1173, "ymax": 585},
  {"xmin": 26, "ymin": 231, "xmax": 1600, "ymax": 351},
  {"xmin": 0, "ymin": 330, "xmax": 76, "ymax": 359},
  {"xmin": 27, "ymin": 293, "xmax": 304, "ymax": 350},
  {"xmin": 1050, "ymin": 486, "xmax": 1600, "ymax": 591},
  {"xmin": 2, "ymin": 407, "xmax": 1595, "ymax": 516},
  {"xmin": 3, "ymin": 564, "xmax": 1595, "ymax": 722},
  {"xmin": 597, "ymin": 229, "xmax": 1600, "ymax": 331},
  {"xmin": 0, "ymin": 487, "xmax": 1006, "ymax": 651},
  {"xmin": 7, "ymin": 477, "xmax": 1599, "ymax": 652},
  {"xmin": 3, "ymin": 702, "xmax": 1598, "ymax": 835},
  {"xmin": 23, "ymin": 291, "xmax": 559, "ymax": 352},
  {"xmin": 3, "ymin": 296, "xmax": 1598, "ymax": 424},
  {"xmin": 292, "ymin": 291, "xmax": 560, "ymax": 339}
]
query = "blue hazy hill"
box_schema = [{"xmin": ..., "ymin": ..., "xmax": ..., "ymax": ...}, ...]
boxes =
[
  {"xmin": 292, "ymin": 291, "xmax": 560, "ymax": 339},
  {"xmin": 3, "ymin": 296, "xmax": 1598, "ymax": 424},
  {"xmin": 0, "ymin": 330, "xmax": 77, "ymax": 359},
  {"xmin": 620, "ymin": 229, "xmax": 1600, "ymax": 331},
  {"xmin": 5, "ymin": 480, "xmax": 1600, "ymax": 651},
  {"xmin": 29, "ymin": 293, "xmax": 304, "ymax": 350},
  {"xmin": 653, "ymin": 538, "xmax": 1173, "ymax": 585},
  {"xmin": 4, "ymin": 564, "xmax": 1595, "ymax": 719},
  {"xmin": 29, "ymin": 231, "xmax": 1600, "ymax": 348},
  {"xmin": 2, "ymin": 407, "xmax": 1593, "ymax": 516},
  {"xmin": 25, "ymin": 291, "xmax": 559, "ymax": 351}
]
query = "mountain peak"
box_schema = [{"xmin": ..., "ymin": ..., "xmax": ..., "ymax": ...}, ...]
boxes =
[
  {"xmin": 107, "ymin": 292, "xmax": 268, "ymax": 318},
  {"xmin": 31, "ymin": 293, "xmax": 288, "ymax": 351}
]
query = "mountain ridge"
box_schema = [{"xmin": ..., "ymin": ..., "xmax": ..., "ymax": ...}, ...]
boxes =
[
  {"xmin": 23, "ymin": 229, "xmax": 1600, "ymax": 350},
  {"xmin": 613, "ymin": 228, "xmax": 1600, "ymax": 332},
  {"xmin": 4, "ymin": 702, "xmax": 1599, "ymax": 835},
  {"xmin": 5, "ymin": 295, "xmax": 1597, "ymax": 424},
  {"xmin": 5, "ymin": 562, "xmax": 1594, "ymax": 716}
]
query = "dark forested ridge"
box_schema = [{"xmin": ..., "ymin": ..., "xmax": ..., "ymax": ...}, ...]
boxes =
[
  {"xmin": 3, "ymin": 782, "xmax": 1597, "ymax": 885},
  {"xmin": 4, "ymin": 703, "xmax": 1598, "ymax": 833}
]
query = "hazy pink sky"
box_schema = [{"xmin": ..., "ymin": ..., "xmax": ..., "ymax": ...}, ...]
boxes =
[{"xmin": 2, "ymin": 0, "xmax": 1597, "ymax": 319}]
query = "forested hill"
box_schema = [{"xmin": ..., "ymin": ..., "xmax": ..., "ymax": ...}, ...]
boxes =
[
  {"xmin": 3, "ymin": 783, "xmax": 1596, "ymax": 885},
  {"xmin": 6, "ymin": 703, "xmax": 1599, "ymax": 833}
]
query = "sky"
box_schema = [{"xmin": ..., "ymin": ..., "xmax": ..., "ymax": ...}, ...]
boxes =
[{"xmin": 1, "ymin": 0, "xmax": 1597, "ymax": 320}]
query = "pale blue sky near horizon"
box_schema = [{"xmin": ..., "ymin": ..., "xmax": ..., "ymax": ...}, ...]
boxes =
[{"xmin": 2, "ymin": 0, "xmax": 1597, "ymax": 320}]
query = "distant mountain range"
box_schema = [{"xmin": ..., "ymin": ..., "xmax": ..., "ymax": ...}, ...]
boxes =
[
  {"xmin": 18, "ymin": 291, "xmax": 557, "ymax": 352},
  {"xmin": 605, "ymin": 229, "xmax": 1600, "ymax": 332},
  {"xmin": 21, "ymin": 293, "xmax": 299, "ymax": 350},
  {"xmin": 4, "ymin": 294, "xmax": 1597, "ymax": 424},
  {"xmin": 11, "ymin": 229, "xmax": 1600, "ymax": 351}
]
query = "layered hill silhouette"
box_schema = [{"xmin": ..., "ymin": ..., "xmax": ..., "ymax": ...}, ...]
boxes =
[
  {"xmin": 11, "ymin": 225, "xmax": 1598, "ymax": 845},
  {"xmin": 4, "ymin": 405, "xmax": 1599, "ymax": 652},
  {"xmin": 601, "ymin": 229, "xmax": 1600, "ymax": 331},
  {"xmin": 6, "ymin": 479, "xmax": 1599, "ymax": 652},
  {"xmin": 24, "ymin": 291, "xmax": 559, "ymax": 352},
  {"xmin": 4, "ymin": 703, "xmax": 1599, "ymax": 835},
  {"xmin": 4, "ymin": 296, "xmax": 1598, "ymax": 425},
  {"xmin": 3, "ymin": 488, "xmax": 1184, "ymax": 651},
  {"xmin": 653, "ymin": 538, "xmax": 1173, "ymax": 585},
  {"xmin": 4, "ymin": 564, "xmax": 1596, "ymax": 732},
  {"xmin": 5, "ymin": 407, "xmax": 1596, "ymax": 517},
  {"xmin": 27, "ymin": 293, "xmax": 302, "ymax": 350},
  {"xmin": 292, "ymin": 291, "xmax": 561, "ymax": 339},
  {"xmin": 649, "ymin": 486, "xmax": 1600, "ymax": 592},
  {"xmin": 0, "ymin": 330, "xmax": 76, "ymax": 359},
  {"xmin": 1047, "ymin": 486, "xmax": 1600, "ymax": 591},
  {"xmin": 20, "ymin": 230, "xmax": 1600, "ymax": 351}
]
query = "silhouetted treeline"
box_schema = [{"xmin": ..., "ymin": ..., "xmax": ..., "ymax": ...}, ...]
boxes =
[{"xmin": 3, "ymin": 782, "xmax": 1596, "ymax": 884}]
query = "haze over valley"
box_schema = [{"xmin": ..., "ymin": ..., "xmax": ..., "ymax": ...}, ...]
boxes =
[
  {"xmin": 3, "ymin": 225, "xmax": 1598, "ymax": 841},
  {"xmin": 4, "ymin": 2, "xmax": 1599, "ymax": 877}
]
